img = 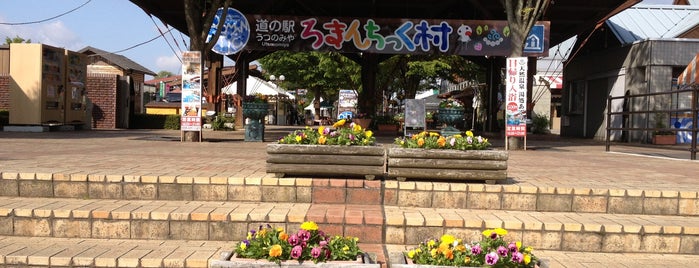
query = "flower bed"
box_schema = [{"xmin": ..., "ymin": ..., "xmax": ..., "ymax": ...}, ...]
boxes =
[
  {"xmin": 210, "ymin": 222, "xmax": 380, "ymax": 267},
  {"xmin": 267, "ymin": 121, "xmax": 385, "ymax": 179},
  {"xmin": 391, "ymin": 228, "xmax": 542, "ymax": 268},
  {"xmin": 388, "ymin": 131, "xmax": 507, "ymax": 183}
]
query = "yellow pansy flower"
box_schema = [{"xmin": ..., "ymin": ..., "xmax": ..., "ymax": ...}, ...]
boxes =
[
  {"xmin": 465, "ymin": 130, "xmax": 474, "ymax": 137},
  {"xmin": 318, "ymin": 126, "xmax": 325, "ymax": 135},
  {"xmin": 318, "ymin": 136, "xmax": 327, "ymax": 144},
  {"xmin": 333, "ymin": 119, "xmax": 346, "ymax": 128},
  {"xmin": 295, "ymin": 135, "xmax": 302, "ymax": 142},
  {"xmin": 494, "ymin": 228, "xmax": 508, "ymax": 236},
  {"xmin": 440, "ymin": 234, "xmax": 455, "ymax": 245},
  {"xmin": 300, "ymin": 221, "xmax": 318, "ymax": 231},
  {"xmin": 365, "ymin": 130, "xmax": 373, "ymax": 138},
  {"xmin": 417, "ymin": 138, "xmax": 425, "ymax": 147},
  {"xmin": 437, "ymin": 136, "xmax": 446, "ymax": 147},
  {"xmin": 427, "ymin": 240, "xmax": 436, "ymax": 248},
  {"xmin": 524, "ymin": 254, "xmax": 531, "ymax": 264},
  {"xmin": 353, "ymin": 123, "xmax": 362, "ymax": 132},
  {"xmin": 239, "ymin": 243, "xmax": 247, "ymax": 250},
  {"xmin": 407, "ymin": 250, "xmax": 416, "ymax": 259},
  {"xmin": 464, "ymin": 256, "xmax": 471, "ymax": 264},
  {"xmin": 429, "ymin": 132, "xmax": 440, "ymax": 137}
]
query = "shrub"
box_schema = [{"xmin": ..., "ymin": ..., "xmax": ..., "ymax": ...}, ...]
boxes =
[
  {"xmin": 531, "ymin": 113, "xmax": 550, "ymax": 134},
  {"xmin": 164, "ymin": 115, "xmax": 181, "ymax": 130},
  {"xmin": 212, "ymin": 115, "xmax": 235, "ymax": 131}
]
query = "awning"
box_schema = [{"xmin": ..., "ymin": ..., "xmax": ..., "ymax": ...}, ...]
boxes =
[
  {"xmin": 677, "ymin": 53, "xmax": 698, "ymax": 86},
  {"xmin": 536, "ymin": 75, "xmax": 563, "ymax": 89}
]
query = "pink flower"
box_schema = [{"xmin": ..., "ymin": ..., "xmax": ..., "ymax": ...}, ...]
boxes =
[
  {"xmin": 511, "ymin": 252, "xmax": 524, "ymax": 263},
  {"xmin": 497, "ymin": 246, "xmax": 508, "ymax": 256},
  {"xmin": 311, "ymin": 247, "xmax": 322, "ymax": 258},
  {"xmin": 299, "ymin": 230, "xmax": 311, "ymax": 241},
  {"xmin": 288, "ymin": 234, "xmax": 299, "ymax": 245},
  {"xmin": 485, "ymin": 252, "xmax": 499, "ymax": 265},
  {"xmin": 291, "ymin": 245, "xmax": 303, "ymax": 259}
]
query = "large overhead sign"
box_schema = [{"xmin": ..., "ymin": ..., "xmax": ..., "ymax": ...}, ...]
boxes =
[{"xmin": 244, "ymin": 15, "xmax": 549, "ymax": 56}]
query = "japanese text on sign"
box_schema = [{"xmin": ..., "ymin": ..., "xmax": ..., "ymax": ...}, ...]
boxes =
[{"xmin": 505, "ymin": 57, "xmax": 528, "ymax": 137}]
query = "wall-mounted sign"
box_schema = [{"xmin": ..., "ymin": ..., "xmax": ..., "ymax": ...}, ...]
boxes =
[
  {"xmin": 245, "ymin": 15, "xmax": 549, "ymax": 57},
  {"xmin": 206, "ymin": 7, "xmax": 250, "ymax": 55}
]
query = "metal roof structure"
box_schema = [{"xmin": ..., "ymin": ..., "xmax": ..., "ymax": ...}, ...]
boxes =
[
  {"xmin": 78, "ymin": 46, "xmax": 156, "ymax": 76},
  {"xmin": 607, "ymin": 3, "xmax": 699, "ymax": 45},
  {"xmin": 128, "ymin": 0, "xmax": 640, "ymax": 52}
]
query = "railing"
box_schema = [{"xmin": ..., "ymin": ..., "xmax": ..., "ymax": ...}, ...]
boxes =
[{"xmin": 605, "ymin": 86, "xmax": 698, "ymax": 160}]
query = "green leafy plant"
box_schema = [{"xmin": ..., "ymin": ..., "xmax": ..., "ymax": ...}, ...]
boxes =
[
  {"xmin": 235, "ymin": 221, "xmax": 363, "ymax": 264},
  {"xmin": 212, "ymin": 115, "xmax": 235, "ymax": 131},
  {"xmin": 406, "ymin": 228, "xmax": 539, "ymax": 267},
  {"xmin": 278, "ymin": 119, "xmax": 376, "ymax": 146},
  {"xmin": 439, "ymin": 98, "xmax": 464, "ymax": 109},
  {"xmin": 243, "ymin": 93, "xmax": 269, "ymax": 103},
  {"xmin": 164, "ymin": 115, "xmax": 181, "ymax": 130},
  {"xmin": 531, "ymin": 113, "xmax": 550, "ymax": 134},
  {"xmin": 394, "ymin": 130, "xmax": 490, "ymax": 150}
]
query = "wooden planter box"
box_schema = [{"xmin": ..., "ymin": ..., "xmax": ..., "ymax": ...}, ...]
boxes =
[
  {"xmin": 652, "ymin": 134, "xmax": 676, "ymax": 145},
  {"xmin": 386, "ymin": 148, "xmax": 508, "ymax": 183},
  {"xmin": 211, "ymin": 251, "xmax": 380, "ymax": 268},
  {"xmin": 266, "ymin": 144, "xmax": 386, "ymax": 180}
]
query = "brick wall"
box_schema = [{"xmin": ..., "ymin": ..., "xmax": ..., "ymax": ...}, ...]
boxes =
[
  {"xmin": 87, "ymin": 73, "xmax": 118, "ymax": 129},
  {"xmin": 0, "ymin": 74, "xmax": 9, "ymax": 110}
]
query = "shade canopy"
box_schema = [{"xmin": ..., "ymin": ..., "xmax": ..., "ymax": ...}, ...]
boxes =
[
  {"xmin": 677, "ymin": 53, "xmax": 699, "ymax": 86},
  {"xmin": 221, "ymin": 75, "xmax": 293, "ymax": 98}
]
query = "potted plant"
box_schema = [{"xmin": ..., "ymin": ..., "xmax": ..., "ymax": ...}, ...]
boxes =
[
  {"xmin": 389, "ymin": 130, "xmax": 507, "ymax": 183},
  {"xmin": 242, "ymin": 94, "xmax": 269, "ymax": 141},
  {"xmin": 373, "ymin": 114, "xmax": 400, "ymax": 134},
  {"xmin": 352, "ymin": 112, "xmax": 373, "ymax": 129},
  {"xmin": 210, "ymin": 221, "xmax": 379, "ymax": 267},
  {"xmin": 437, "ymin": 98, "xmax": 465, "ymax": 136},
  {"xmin": 396, "ymin": 228, "xmax": 541, "ymax": 268},
  {"xmin": 652, "ymin": 112, "xmax": 676, "ymax": 145},
  {"xmin": 266, "ymin": 119, "xmax": 386, "ymax": 179}
]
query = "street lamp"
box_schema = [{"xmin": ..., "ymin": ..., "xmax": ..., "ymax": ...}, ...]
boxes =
[{"xmin": 270, "ymin": 74, "xmax": 285, "ymax": 86}]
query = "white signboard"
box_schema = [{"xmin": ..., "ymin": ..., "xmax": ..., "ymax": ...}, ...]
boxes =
[
  {"xmin": 181, "ymin": 51, "xmax": 202, "ymax": 131},
  {"xmin": 338, "ymin": 89, "xmax": 357, "ymax": 109},
  {"xmin": 505, "ymin": 57, "xmax": 527, "ymax": 137}
]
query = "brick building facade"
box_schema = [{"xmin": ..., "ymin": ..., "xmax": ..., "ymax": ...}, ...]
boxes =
[
  {"xmin": 0, "ymin": 74, "xmax": 8, "ymax": 111},
  {"xmin": 86, "ymin": 74, "xmax": 119, "ymax": 129}
]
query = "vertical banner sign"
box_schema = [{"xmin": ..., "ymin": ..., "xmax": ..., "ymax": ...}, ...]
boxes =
[
  {"xmin": 181, "ymin": 51, "xmax": 202, "ymax": 131},
  {"xmin": 505, "ymin": 57, "xmax": 528, "ymax": 137}
]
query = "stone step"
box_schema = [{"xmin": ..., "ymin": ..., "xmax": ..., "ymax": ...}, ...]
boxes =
[
  {"xmin": 0, "ymin": 236, "xmax": 229, "ymax": 267},
  {"xmin": 0, "ymin": 197, "xmax": 697, "ymax": 255},
  {"xmin": 2, "ymin": 174, "xmax": 698, "ymax": 217}
]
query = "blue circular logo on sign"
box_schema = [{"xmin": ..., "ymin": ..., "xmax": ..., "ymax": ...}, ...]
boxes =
[{"xmin": 206, "ymin": 7, "xmax": 250, "ymax": 55}]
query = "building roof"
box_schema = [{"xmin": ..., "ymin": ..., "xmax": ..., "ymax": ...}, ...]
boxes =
[
  {"xmin": 607, "ymin": 4, "xmax": 699, "ymax": 45},
  {"xmin": 78, "ymin": 46, "xmax": 156, "ymax": 76}
]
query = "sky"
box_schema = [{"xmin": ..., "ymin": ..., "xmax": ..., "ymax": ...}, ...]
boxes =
[
  {"xmin": 0, "ymin": 0, "xmax": 194, "ymax": 78},
  {"xmin": 0, "ymin": 0, "xmax": 675, "ymax": 80}
]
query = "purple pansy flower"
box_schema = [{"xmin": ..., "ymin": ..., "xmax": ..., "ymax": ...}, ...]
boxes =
[
  {"xmin": 291, "ymin": 245, "xmax": 303, "ymax": 259},
  {"xmin": 497, "ymin": 246, "xmax": 508, "ymax": 257},
  {"xmin": 311, "ymin": 247, "xmax": 322, "ymax": 258},
  {"xmin": 288, "ymin": 234, "xmax": 299, "ymax": 245},
  {"xmin": 471, "ymin": 244, "xmax": 482, "ymax": 255},
  {"xmin": 485, "ymin": 252, "xmax": 499, "ymax": 265},
  {"xmin": 508, "ymin": 242, "xmax": 518, "ymax": 253},
  {"xmin": 511, "ymin": 252, "xmax": 524, "ymax": 263}
]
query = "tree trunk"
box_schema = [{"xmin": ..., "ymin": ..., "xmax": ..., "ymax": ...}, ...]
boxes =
[{"xmin": 358, "ymin": 53, "xmax": 379, "ymax": 116}]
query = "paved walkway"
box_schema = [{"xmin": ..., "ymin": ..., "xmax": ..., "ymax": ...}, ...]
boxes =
[
  {"xmin": 2, "ymin": 126, "xmax": 698, "ymax": 193},
  {"xmin": 2, "ymin": 126, "xmax": 699, "ymax": 267}
]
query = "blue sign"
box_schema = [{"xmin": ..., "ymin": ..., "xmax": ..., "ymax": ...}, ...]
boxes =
[
  {"xmin": 523, "ymin": 25, "xmax": 545, "ymax": 54},
  {"xmin": 206, "ymin": 8, "xmax": 250, "ymax": 55}
]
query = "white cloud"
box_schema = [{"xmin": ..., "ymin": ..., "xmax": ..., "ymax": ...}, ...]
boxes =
[
  {"xmin": 0, "ymin": 20, "xmax": 82, "ymax": 50},
  {"xmin": 155, "ymin": 54, "xmax": 182, "ymax": 74}
]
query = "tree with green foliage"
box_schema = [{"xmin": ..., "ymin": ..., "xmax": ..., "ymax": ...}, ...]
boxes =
[
  {"xmin": 258, "ymin": 51, "xmax": 360, "ymax": 119},
  {"xmin": 4, "ymin": 35, "xmax": 31, "ymax": 45},
  {"xmin": 156, "ymin": 70, "xmax": 174, "ymax": 78},
  {"xmin": 503, "ymin": 0, "xmax": 550, "ymax": 57},
  {"xmin": 377, "ymin": 55, "xmax": 482, "ymax": 106}
]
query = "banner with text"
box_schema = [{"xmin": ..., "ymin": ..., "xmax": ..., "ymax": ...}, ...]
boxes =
[
  {"xmin": 181, "ymin": 51, "xmax": 202, "ymax": 131},
  {"xmin": 505, "ymin": 57, "xmax": 528, "ymax": 137},
  {"xmin": 245, "ymin": 15, "xmax": 549, "ymax": 57}
]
